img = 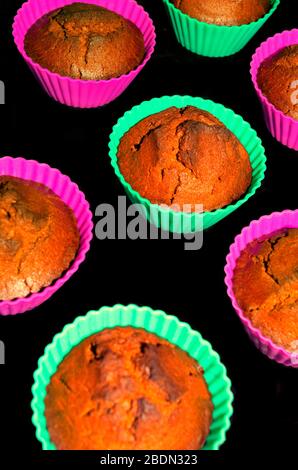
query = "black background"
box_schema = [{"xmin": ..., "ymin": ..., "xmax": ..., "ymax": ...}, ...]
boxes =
[{"xmin": 0, "ymin": 0, "xmax": 297, "ymax": 462}]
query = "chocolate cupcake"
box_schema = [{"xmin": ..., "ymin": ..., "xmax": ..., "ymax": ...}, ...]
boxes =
[
  {"xmin": 117, "ymin": 106, "xmax": 252, "ymax": 212},
  {"xmin": 0, "ymin": 176, "xmax": 80, "ymax": 301},
  {"xmin": 171, "ymin": 0, "xmax": 271, "ymax": 26},
  {"xmin": 257, "ymin": 44, "xmax": 298, "ymax": 121},
  {"xmin": 45, "ymin": 326, "xmax": 213, "ymax": 450},
  {"xmin": 24, "ymin": 2, "xmax": 145, "ymax": 80},
  {"xmin": 232, "ymin": 228, "xmax": 298, "ymax": 352}
]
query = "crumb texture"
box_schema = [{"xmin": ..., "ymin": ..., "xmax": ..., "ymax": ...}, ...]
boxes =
[
  {"xmin": 233, "ymin": 228, "xmax": 298, "ymax": 352},
  {"xmin": 117, "ymin": 106, "xmax": 252, "ymax": 212},
  {"xmin": 45, "ymin": 327, "xmax": 213, "ymax": 450},
  {"xmin": 0, "ymin": 176, "xmax": 80, "ymax": 300},
  {"xmin": 257, "ymin": 45, "xmax": 298, "ymax": 121},
  {"xmin": 172, "ymin": 0, "xmax": 271, "ymax": 26},
  {"xmin": 24, "ymin": 3, "xmax": 145, "ymax": 80}
]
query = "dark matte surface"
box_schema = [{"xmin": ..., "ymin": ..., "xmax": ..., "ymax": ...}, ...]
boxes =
[{"xmin": 0, "ymin": 0, "xmax": 297, "ymax": 460}]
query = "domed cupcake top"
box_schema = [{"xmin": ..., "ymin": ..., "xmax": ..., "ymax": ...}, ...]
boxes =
[
  {"xmin": 233, "ymin": 228, "xmax": 298, "ymax": 352},
  {"xmin": 24, "ymin": 2, "xmax": 145, "ymax": 80},
  {"xmin": 117, "ymin": 106, "xmax": 252, "ymax": 212},
  {"xmin": 257, "ymin": 44, "xmax": 298, "ymax": 121},
  {"xmin": 45, "ymin": 326, "xmax": 213, "ymax": 450},
  {"xmin": 0, "ymin": 176, "xmax": 79, "ymax": 301}
]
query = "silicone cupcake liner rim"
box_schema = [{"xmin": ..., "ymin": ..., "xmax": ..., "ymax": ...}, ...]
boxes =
[
  {"xmin": 224, "ymin": 209, "xmax": 298, "ymax": 367},
  {"xmin": 31, "ymin": 304, "xmax": 234, "ymax": 450},
  {"xmin": 163, "ymin": 0, "xmax": 280, "ymax": 31},
  {"xmin": 12, "ymin": 0, "xmax": 156, "ymax": 85},
  {"xmin": 162, "ymin": 0, "xmax": 280, "ymax": 57},
  {"xmin": 108, "ymin": 95, "xmax": 267, "ymax": 231},
  {"xmin": 0, "ymin": 156, "xmax": 93, "ymax": 315},
  {"xmin": 250, "ymin": 29, "xmax": 298, "ymax": 128}
]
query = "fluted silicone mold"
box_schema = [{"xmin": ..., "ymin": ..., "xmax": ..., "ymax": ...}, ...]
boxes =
[
  {"xmin": 108, "ymin": 95, "xmax": 266, "ymax": 233},
  {"xmin": 225, "ymin": 210, "xmax": 298, "ymax": 368},
  {"xmin": 0, "ymin": 156, "xmax": 93, "ymax": 316},
  {"xmin": 162, "ymin": 0, "xmax": 280, "ymax": 57},
  {"xmin": 251, "ymin": 29, "xmax": 298, "ymax": 150},
  {"xmin": 12, "ymin": 0, "xmax": 156, "ymax": 108},
  {"xmin": 32, "ymin": 304, "xmax": 233, "ymax": 450}
]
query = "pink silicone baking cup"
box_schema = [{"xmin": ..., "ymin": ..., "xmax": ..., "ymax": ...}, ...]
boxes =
[
  {"xmin": 251, "ymin": 29, "xmax": 298, "ymax": 151},
  {"xmin": 224, "ymin": 210, "xmax": 298, "ymax": 368},
  {"xmin": 12, "ymin": 0, "xmax": 156, "ymax": 108},
  {"xmin": 0, "ymin": 156, "xmax": 93, "ymax": 316}
]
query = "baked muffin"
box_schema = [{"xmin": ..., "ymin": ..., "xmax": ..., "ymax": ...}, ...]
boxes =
[
  {"xmin": 117, "ymin": 106, "xmax": 252, "ymax": 212},
  {"xmin": 0, "ymin": 176, "xmax": 80, "ymax": 301},
  {"xmin": 171, "ymin": 0, "xmax": 271, "ymax": 26},
  {"xmin": 233, "ymin": 228, "xmax": 298, "ymax": 352},
  {"xmin": 24, "ymin": 3, "xmax": 145, "ymax": 81},
  {"xmin": 257, "ymin": 44, "xmax": 298, "ymax": 121},
  {"xmin": 45, "ymin": 326, "xmax": 213, "ymax": 450}
]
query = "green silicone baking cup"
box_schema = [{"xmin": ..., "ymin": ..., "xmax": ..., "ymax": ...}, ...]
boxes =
[
  {"xmin": 31, "ymin": 304, "xmax": 233, "ymax": 450},
  {"xmin": 162, "ymin": 0, "xmax": 280, "ymax": 57},
  {"xmin": 108, "ymin": 95, "xmax": 266, "ymax": 233}
]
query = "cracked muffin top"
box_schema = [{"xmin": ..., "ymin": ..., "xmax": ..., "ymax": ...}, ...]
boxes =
[
  {"xmin": 45, "ymin": 326, "xmax": 213, "ymax": 450},
  {"xmin": 117, "ymin": 106, "xmax": 252, "ymax": 212},
  {"xmin": 257, "ymin": 45, "xmax": 298, "ymax": 121},
  {"xmin": 24, "ymin": 3, "xmax": 145, "ymax": 80},
  {"xmin": 233, "ymin": 228, "xmax": 298, "ymax": 352},
  {"xmin": 171, "ymin": 0, "xmax": 271, "ymax": 26},
  {"xmin": 0, "ymin": 176, "xmax": 80, "ymax": 301}
]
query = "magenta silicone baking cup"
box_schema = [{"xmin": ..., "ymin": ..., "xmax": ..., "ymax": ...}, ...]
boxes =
[
  {"xmin": 12, "ymin": 0, "xmax": 156, "ymax": 108},
  {"xmin": 0, "ymin": 156, "xmax": 93, "ymax": 316},
  {"xmin": 224, "ymin": 210, "xmax": 298, "ymax": 368},
  {"xmin": 251, "ymin": 29, "xmax": 298, "ymax": 151}
]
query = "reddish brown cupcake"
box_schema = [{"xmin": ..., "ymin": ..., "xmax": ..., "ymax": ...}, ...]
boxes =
[
  {"xmin": 233, "ymin": 228, "xmax": 298, "ymax": 352},
  {"xmin": 24, "ymin": 3, "xmax": 145, "ymax": 80},
  {"xmin": 117, "ymin": 106, "xmax": 252, "ymax": 212},
  {"xmin": 45, "ymin": 326, "xmax": 213, "ymax": 450},
  {"xmin": 0, "ymin": 176, "xmax": 80, "ymax": 301},
  {"xmin": 171, "ymin": 0, "xmax": 271, "ymax": 26},
  {"xmin": 257, "ymin": 44, "xmax": 298, "ymax": 121}
]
